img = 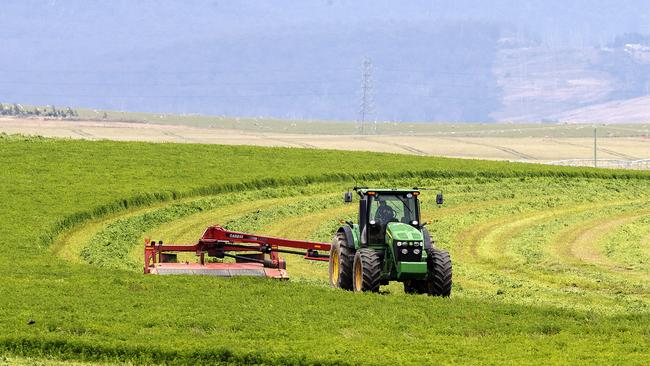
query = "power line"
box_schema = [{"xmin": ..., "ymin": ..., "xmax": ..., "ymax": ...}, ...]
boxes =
[
  {"xmin": 0, "ymin": 77, "xmax": 634, "ymax": 96},
  {"xmin": 0, "ymin": 79, "xmax": 352, "ymax": 88},
  {"xmin": 0, "ymin": 91, "xmax": 356, "ymax": 99},
  {"xmin": 0, "ymin": 67, "xmax": 359, "ymax": 76}
]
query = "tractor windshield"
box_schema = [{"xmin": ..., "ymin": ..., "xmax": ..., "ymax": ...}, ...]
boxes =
[{"xmin": 369, "ymin": 193, "xmax": 419, "ymax": 226}]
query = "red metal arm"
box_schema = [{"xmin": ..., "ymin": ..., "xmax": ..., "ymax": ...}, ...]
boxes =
[
  {"xmin": 200, "ymin": 225, "xmax": 330, "ymax": 252},
  {"xmin": 144, "ymin": 225, "xmax": 330, "ymax": 273}
]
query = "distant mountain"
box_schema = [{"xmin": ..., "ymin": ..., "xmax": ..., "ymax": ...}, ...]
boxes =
[
  {"xmin": 491, "ymin": 40, "xmax": 650, "ymax": 123},
  {"xmin": 553, "ymin": 95, "xmax": 650, "ymax": 124},
  {"xmin": 1, "ymin": 0, "xmax": 650, "ymax": 122}
]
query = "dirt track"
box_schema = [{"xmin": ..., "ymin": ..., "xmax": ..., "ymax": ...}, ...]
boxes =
[{"xmin": 1, "ymin": 118, "xmax": 648, "ymax": 162}]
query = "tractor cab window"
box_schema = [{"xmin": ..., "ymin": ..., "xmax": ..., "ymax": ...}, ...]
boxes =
[
  {"xmin": 369, "ymin": 194, "xmax": 418, "ymax": 227},
  {"xmin": 366, "ymin": 193, "xmax": 418, "ymax": 244}
]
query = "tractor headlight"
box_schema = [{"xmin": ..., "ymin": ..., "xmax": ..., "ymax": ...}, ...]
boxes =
[
  {"xmin": 414, "ymin": 249, "xmax": 421, "ymax": 255},
  {"xmin": 396, "ymin": 241, "xmax": 402, "ymax": 247},
  {"xmin": 414, "ymin": 242, "xmax": 421, "ymax": 247},
  {"xmin": 408, "ymin": 242, "xmax": 413, "ymax": 246},
  {"xmin": 401, "ymin": 248, "xmax": 408, "ymax": 255}
]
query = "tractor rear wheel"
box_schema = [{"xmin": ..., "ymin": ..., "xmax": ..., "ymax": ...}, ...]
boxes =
[
  {"xmin": 329, "ymin": 232, "xmax": 354, "ymax": 290},
  {"xmin": 426, "ymin": 248, "xmax": 452, "ymax": 297},
  {"xmin": 352, "ymin": 249, "xmax": 381, "ymax": 292}
]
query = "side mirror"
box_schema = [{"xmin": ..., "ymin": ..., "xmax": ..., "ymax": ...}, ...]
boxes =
[
  {"xmin": 344, "ymin": 191, "xmax": 353, "ymax": 203},
  {"xmin": 436, "ymin": 193, "xmax": 444, "ymax": 205}
]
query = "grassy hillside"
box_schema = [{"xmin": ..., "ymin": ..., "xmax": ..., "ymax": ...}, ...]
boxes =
[{"xmin": 1, "ymin": 134, "xmax": 649, "ymax": 365}]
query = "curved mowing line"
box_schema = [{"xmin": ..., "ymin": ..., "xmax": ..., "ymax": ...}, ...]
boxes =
[
  {"xmin": 475, "ymin": 202, "xmax": 645, "ymax": 266},
  {"xmin": 451, "ymin": 197, "xmax": 582, "ymax": 261},
  {"xmin": 569, "ymin": 211, "xmax": 650, "ymax": 271},
  {"xmin": 513, "ymin": 201, "xmax": 650, "ymax": 294},
  {"xmin": 601, "ymin": 215, "xmax": 650, "ymax": 271},
  {"xmin": 550, "ymin": 208, "xmax": 650, "ymax": 285},
  {"xmin": 475, "ymin": 211, "xmax": 558, "ymax": 266},
  {"xmin": 448, "ymin": 198, "xmax": 650, "ymax": 304},
  {"xmin": 455, "ymin": 200, "xmax": 649, "ymax": 265},
  {"xmin": 452, "ymin": 212, "xmax": 650, "ymax": 312}
]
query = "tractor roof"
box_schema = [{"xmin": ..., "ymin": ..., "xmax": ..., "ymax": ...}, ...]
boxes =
[{"xmin": 354, "ymin": 187, "xmax": 420, "ymax": 196}]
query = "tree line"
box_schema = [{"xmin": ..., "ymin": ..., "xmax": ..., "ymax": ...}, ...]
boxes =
[{"xmin": 0, "ymin": 103, "xmax": 79, "ymax": 118}]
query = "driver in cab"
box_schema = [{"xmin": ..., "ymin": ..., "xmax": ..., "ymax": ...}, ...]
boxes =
[{"xmin": 375, "ymin": 199, "xmax": 396, "ymax": 225}]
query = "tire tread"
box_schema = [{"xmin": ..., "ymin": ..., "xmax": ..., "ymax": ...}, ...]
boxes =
[{"xmin": 426, "ymin": 248, "xmax": 452, "ymax": 297}]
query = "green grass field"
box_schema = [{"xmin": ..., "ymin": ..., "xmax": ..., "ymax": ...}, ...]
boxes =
[{"xmin": 1, "ymin": 133, "xmax": 650, "ymax": 365}]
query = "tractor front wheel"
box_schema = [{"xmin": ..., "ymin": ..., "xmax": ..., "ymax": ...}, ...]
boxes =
[
  {"xmin": 352, "ymin": 249, "xmax": 381, "ymax": 292},
  {"xmin": 426, "ymin": 248, "xmax": 452, "ymax": 297},
  {"xmin": 329, "ymin": 232, "xmax": 354, "ymax": 290}
]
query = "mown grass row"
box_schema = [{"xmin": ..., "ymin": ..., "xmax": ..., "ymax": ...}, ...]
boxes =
[{"xmin": 602, "ymin": 215, "xmax": 650, "ymax": 271}]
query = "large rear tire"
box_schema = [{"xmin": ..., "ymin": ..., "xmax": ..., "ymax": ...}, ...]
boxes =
[
  {"xmin": 352, "ymin": 249, "xmax": 381, "ymax": 292},
  {"xmin": 426, "ymin": 248, "xmax": 452, "ymax": 297},
  {"xmin": 329, "ymin": 232, "xmax": 354, "ymax": 290}
]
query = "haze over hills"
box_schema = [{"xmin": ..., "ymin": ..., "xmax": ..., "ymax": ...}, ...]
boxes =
[{"xmin": 1, "ymin": 0, "xmax": 650, "ymax": 123}]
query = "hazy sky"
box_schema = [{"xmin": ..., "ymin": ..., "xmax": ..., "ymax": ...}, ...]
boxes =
[{"xmin": 2, "ymin": 1, "xmax": 649, "ymax": 121}]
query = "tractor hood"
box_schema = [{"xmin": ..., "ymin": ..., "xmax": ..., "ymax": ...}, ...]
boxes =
[{"xmin": 386, "ymin": 222, "xmax": 423, "ymax": 242}]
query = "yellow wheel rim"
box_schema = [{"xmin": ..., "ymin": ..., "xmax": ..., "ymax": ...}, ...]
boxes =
[
  {"xmin": 354, "ymin": 257, "xmax": 362, "ymax": 291},
  {"xmin": 331, "ymin": 249, "xmax": 339, "ymax": 285}
]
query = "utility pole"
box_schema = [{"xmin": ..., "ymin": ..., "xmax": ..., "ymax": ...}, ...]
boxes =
[
  {"xmin": 359, "ymin": 57, "xmax": 374, "ymax": 135},
  {"xmin": 593, "ymin": 126, "xmax": 598, "ymax": 168}
]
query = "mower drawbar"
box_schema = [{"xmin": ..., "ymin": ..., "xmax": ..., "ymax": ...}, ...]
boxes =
[{"xmin": 144, "ymin": 225, "xmax": 330, "ymax": 279}]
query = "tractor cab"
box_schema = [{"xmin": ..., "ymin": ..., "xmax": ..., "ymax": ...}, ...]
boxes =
[{"xmin": 351, "ymin": 188, "xmax": 422, "ymax": 246}]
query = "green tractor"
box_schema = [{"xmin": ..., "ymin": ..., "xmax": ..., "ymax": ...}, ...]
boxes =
[{"xmin": 329, "ymin": 187, "xmax": 452, "ymax": 296}]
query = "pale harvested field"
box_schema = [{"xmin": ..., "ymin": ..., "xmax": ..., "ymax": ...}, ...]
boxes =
[{"xmin": 1, "ymin": 118, "xmax": 648, "ymax": 162}]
